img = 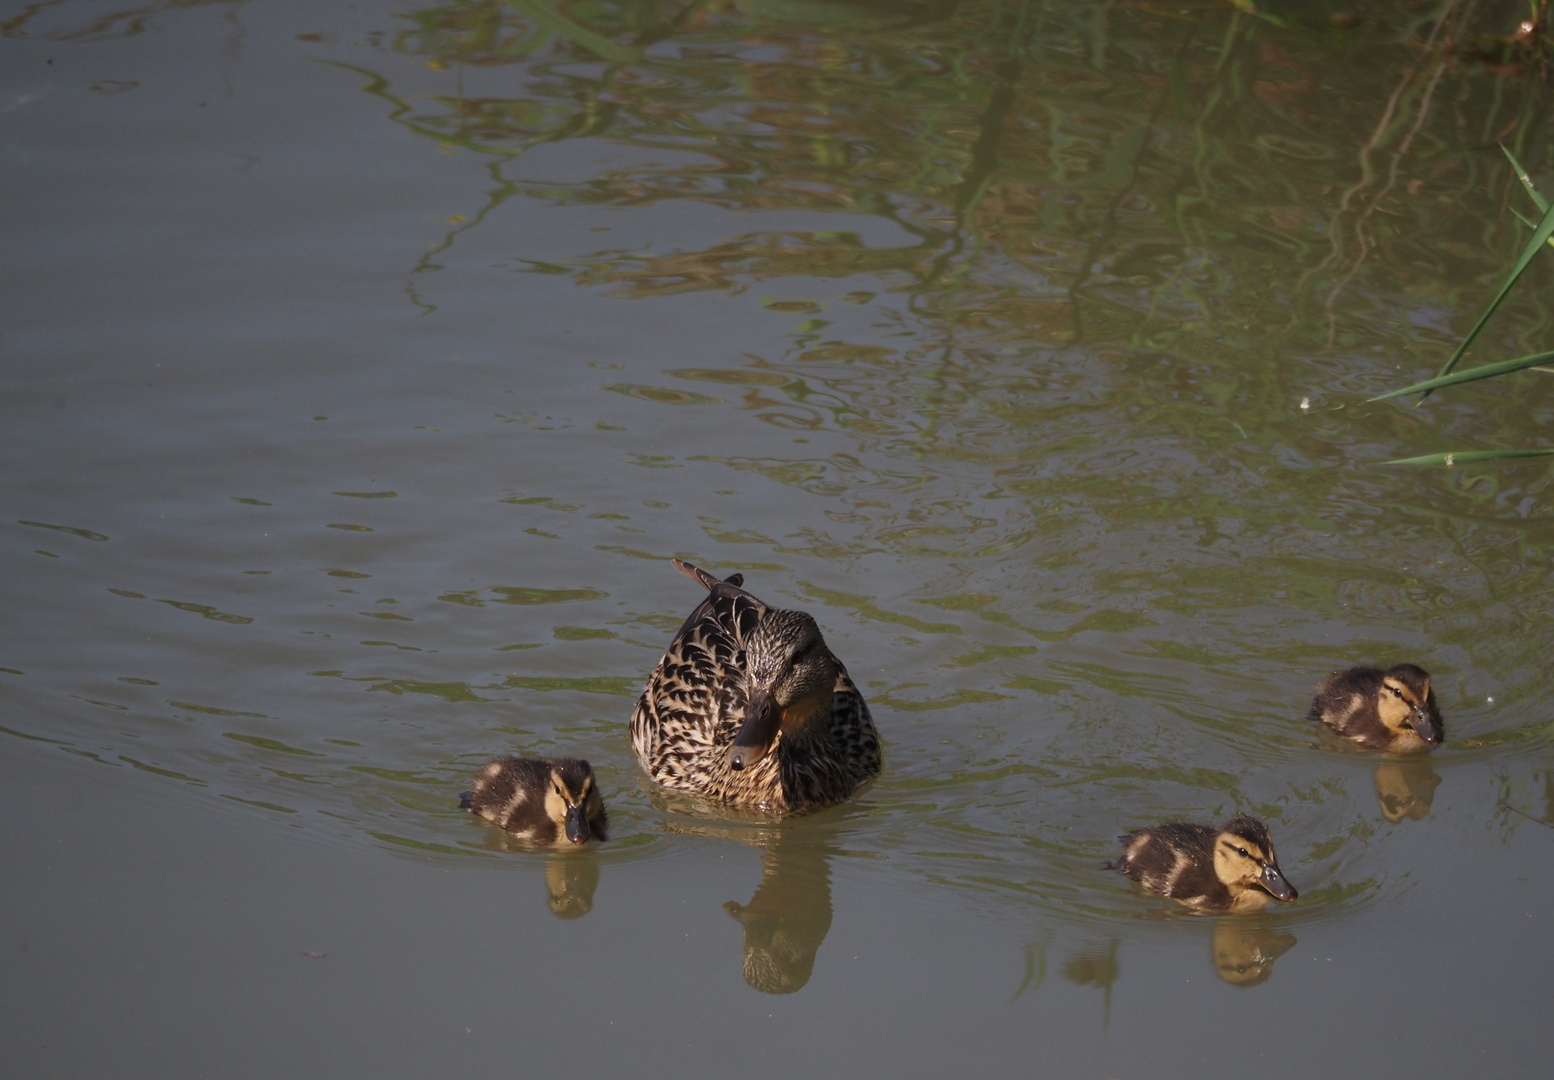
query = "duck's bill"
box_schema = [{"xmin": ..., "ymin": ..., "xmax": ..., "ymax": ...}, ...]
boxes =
[
  {"xmin": 1410, "ymin": 708, "xmax": 1444, "ymax": 746},
  {"xmin": 564, "ymin": 804, "xmax": 591, "ymax": 844},
  {"xmin": 725, "ymin": 690, "xmax": 779, "ymax": 771},
  {"xmin": 1260, "ymin": 864, "xmax": 1298, "ymax": 902}
]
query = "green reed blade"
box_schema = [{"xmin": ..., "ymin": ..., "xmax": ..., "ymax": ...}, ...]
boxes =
[
  {"xmin": 1509, "ymin": 209, "xmax": 1554, "ymax": 251},
  {"xmin": 1501, "ymin": 143, "xmax": 1548, "ymax": 214},
  {"xmin": 1369, "ymin": 350, "xmax": 1554, "ymax": 401},
  {"xmin": 1421, "ymin": 196, "xmax": 1554, "ymax": 402},
  {"xmin": 1384, "ymin": 448, "xmax": 1554, "ymax": 466}
]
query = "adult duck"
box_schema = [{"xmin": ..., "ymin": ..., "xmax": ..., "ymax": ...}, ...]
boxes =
[{"xmin": 630, "ymin": 559, "xmax": 881, "ymax": 812}]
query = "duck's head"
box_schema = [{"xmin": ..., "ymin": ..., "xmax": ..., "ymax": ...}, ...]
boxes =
[
  {"xmin": 543, "ymin": 759, "xmax": 601, "ymax": 844},
  {"xmin": 726, "ymin": 610, "xmax": 839, "ymax": 771},
  {"xmin": 1376, "ymin": 663, "xmax": 1443, "ymax": 747},
  {"xmin": 1212, "ymin": 815, "xmax": 1297, "ymax": 904}
]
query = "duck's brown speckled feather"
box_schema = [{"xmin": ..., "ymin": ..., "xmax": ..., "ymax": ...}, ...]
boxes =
[{"xmin": 630, "ymin": 565, "xmax": 880, "ymax": 812}]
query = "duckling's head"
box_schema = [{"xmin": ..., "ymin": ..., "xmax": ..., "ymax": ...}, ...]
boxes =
[
  {"xmin": 726, "ymin": 610, "xmax": 840, "ymax": 771},
  {"xmin": 1376, "ymin": 663, "xmax": 1443, "ymax": 747},
  {"xmin": 543, "ymin": 759, "xmax": 601, "ymax": 845},
  {"xmin": 1212, "ymin": 815, "xmax": 1297, "ymax": 904}
]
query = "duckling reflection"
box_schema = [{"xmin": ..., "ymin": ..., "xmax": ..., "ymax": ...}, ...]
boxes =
[
  {"xmin": 1373, "ymin": 758, "xmax": 1443, "ymax": 823},
  {"xmin": 722, "ymin": 825, "xmax": 835, "ymax": 994},
  {"xmin": 544, "ymin": 852, "xmax": 600, "ymax": 919},
  {"xmin": 1211, "ymin": 918, "xmax": 1297, "ymax": 987}
]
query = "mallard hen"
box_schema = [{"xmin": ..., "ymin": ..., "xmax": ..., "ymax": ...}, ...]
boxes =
[{"xmin": 629, "ymin": 559, "xmax": 880, "ymax": 812}]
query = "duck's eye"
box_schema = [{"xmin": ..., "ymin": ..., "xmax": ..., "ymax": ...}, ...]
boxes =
[
  {"xmin": 1389, "ymin": 686, "xmax": 1404, "ymax": 698},
  {"xmin": 1236, "ymin": 846, "xmax": 1250, "ymax": 858}
]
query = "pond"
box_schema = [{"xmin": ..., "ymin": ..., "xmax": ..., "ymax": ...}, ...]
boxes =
[{"xmin": 2, "ymin": 0, "xmax": 1552, "ymax": 1075}]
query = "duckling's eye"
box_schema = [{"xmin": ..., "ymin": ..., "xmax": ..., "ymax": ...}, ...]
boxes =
[
  {"xmin": 1389, "ymin": 686, "xmax": 1404, "ymax": 699},
  {"xmin": 1236, "ymin": 846, "xmax": 1250, "ymax": 858}
]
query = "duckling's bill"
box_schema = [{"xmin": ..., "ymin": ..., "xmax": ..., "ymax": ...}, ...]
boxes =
[{"xmin": 1258, "ymin": 862, "xmax": 1298, "ymax": 902}]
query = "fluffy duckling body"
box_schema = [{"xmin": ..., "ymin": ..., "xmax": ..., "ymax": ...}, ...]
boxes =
[
  {"xmin": 630, "ymin": 559, "xmax": 881, "ymax": 812},
  {"xmin": 1117, "ymin": 815, "xmax": 1297, "ymax": 913},
  {"xmin": 1309, "ymin": 664, "xmax": 1443, "ymax": 752},
  {"xmin": 461, "ymin": 757, "xmax": 606, "ymax": 845}
]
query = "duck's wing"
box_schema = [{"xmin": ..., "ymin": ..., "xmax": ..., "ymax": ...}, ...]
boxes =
[
  {"xmin": 630, "ymin": 562, "xmax": 768, "ymax": 787},
  {"xmin": 828, "ymin": 660, "xmax": 881, "ymax": 784}
]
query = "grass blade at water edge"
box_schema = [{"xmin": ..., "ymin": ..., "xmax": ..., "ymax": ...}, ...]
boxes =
[
  {"xmin": 1501, "ymin": 144, "xmax": 1548, "ymax": 213},
  {"xmin": 1383, "ymin": 449, "xmax": 1554, "ymax": 466},
  {"xmin": 1369, "ymin": 350, "xmax": 1554, "ymax": 401},
  {"xmin": 1421, "ymin": 196, "xmax": 1554, "ymax": 402}
]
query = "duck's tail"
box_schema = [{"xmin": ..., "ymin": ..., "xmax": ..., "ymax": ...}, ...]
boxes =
[{"xmin": 672, "ymin": 558, "xmax": 743, "ymax": 591}]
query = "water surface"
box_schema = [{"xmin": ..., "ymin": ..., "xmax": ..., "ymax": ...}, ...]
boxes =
[{"xmin": 3, "ymin": 0, "xmax": 1553, "ymax": 1075}]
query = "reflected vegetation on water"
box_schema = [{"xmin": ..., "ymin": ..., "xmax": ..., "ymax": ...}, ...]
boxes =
[{"xmin": 4, "ymin": 0, "xmax": 1554, "ymax": 1012}]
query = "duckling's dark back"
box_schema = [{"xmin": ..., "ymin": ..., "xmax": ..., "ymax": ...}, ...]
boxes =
[
  {"xmin": 1116, "ymin": 822, "xmax": 1217, "ymax": 897},
  {"xmin": 464, "ymin": 757, "xmax": 558, "ymax": 839}
]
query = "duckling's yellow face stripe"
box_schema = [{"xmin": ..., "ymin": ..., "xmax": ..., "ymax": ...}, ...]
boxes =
[
  {"xmin": 1378, "ymin": 677, "xmax": 1423, "ymax": 732},
  {"xmin": 1213, "ymin": 836, "xmax": 1269, "ymax": 886},
  {"xmin": 543, "ymin": 780, "xmax": 569, "ymax": 826}
]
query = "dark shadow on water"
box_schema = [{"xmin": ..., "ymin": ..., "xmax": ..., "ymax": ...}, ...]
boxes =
[
  {"xmin": 1373, "ymin": 758, "xmax": 1442, "ymax": 823},
  {"xmin": 1211, "ymin": 916, "xmax": 1298, "ymax": 988},
  {"xmin": 723, "ymin": 822, "xmax": 836, "ymax": 995}
]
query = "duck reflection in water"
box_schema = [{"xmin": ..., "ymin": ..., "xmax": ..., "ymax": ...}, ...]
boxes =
[
  {"xmin": 722, "ymin": 824, "xmax": 835, "ymax": 994},
  {"xmin": 463, "ymin": 825, "xmax": 602, "ymax": 919},
  {"xmin": 1373, "ymin": 757, "xmax": 1443, "ymax": 823},
  {"xmin": 545, "ymin": 852, "xmax": 600, "ymax": 919},
  {"xmin": 1211, "ymin": 917, "xmax": 1297, "ymax": 987}
]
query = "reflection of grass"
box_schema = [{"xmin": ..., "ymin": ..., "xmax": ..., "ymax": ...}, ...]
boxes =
[
  {"xmin": 502, "ymin": 675, "xmax": 641, "ymax": 697},
  {"xmin": 368, "ymin": 679, "xmax": 493, "ymax": 702},
  {"xmin": 223, "ymin": 733, "xmax": 324, "ymax": 757},
  {"xmin": 800, "ymin": 582, "xmax": 962, "ymax": 634},
  {"xmin": 871, "ymin": 687, "xmax": 1010, "ymax": 711},
  {"xmin": 370, "ymin": 831, "xmax": 492, "ymax": 856}
]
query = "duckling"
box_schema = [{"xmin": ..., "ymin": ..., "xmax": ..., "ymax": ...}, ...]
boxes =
[
  {"xmin": 1116, "ymin": 815, "xmax": 1297, "ymax": 913},
  {"xmin": 630, "ymin": 559, "xmax": 881, "ymax": 812},
  {"xmin": 460, "ymin": 757, "xmax": 607, "ymax": 845},
  {"xmin": 1309, "ymin": 664, "xmax": 1443, "ymax": 752}
]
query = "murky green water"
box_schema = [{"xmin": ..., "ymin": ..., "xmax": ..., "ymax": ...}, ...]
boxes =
[{"xmin": 4, "ymin": 0, "xmax": 1553, "ymax": 1074}]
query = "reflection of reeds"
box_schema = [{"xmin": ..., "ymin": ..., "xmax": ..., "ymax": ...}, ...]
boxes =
[
  {"xmin": 1304, "ymin": 0, "xmax": 1466, "ymax": 336},
  {"xmin": 1061, "ymin": 937, "xmax": 1120, "ymax": 1028}
]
